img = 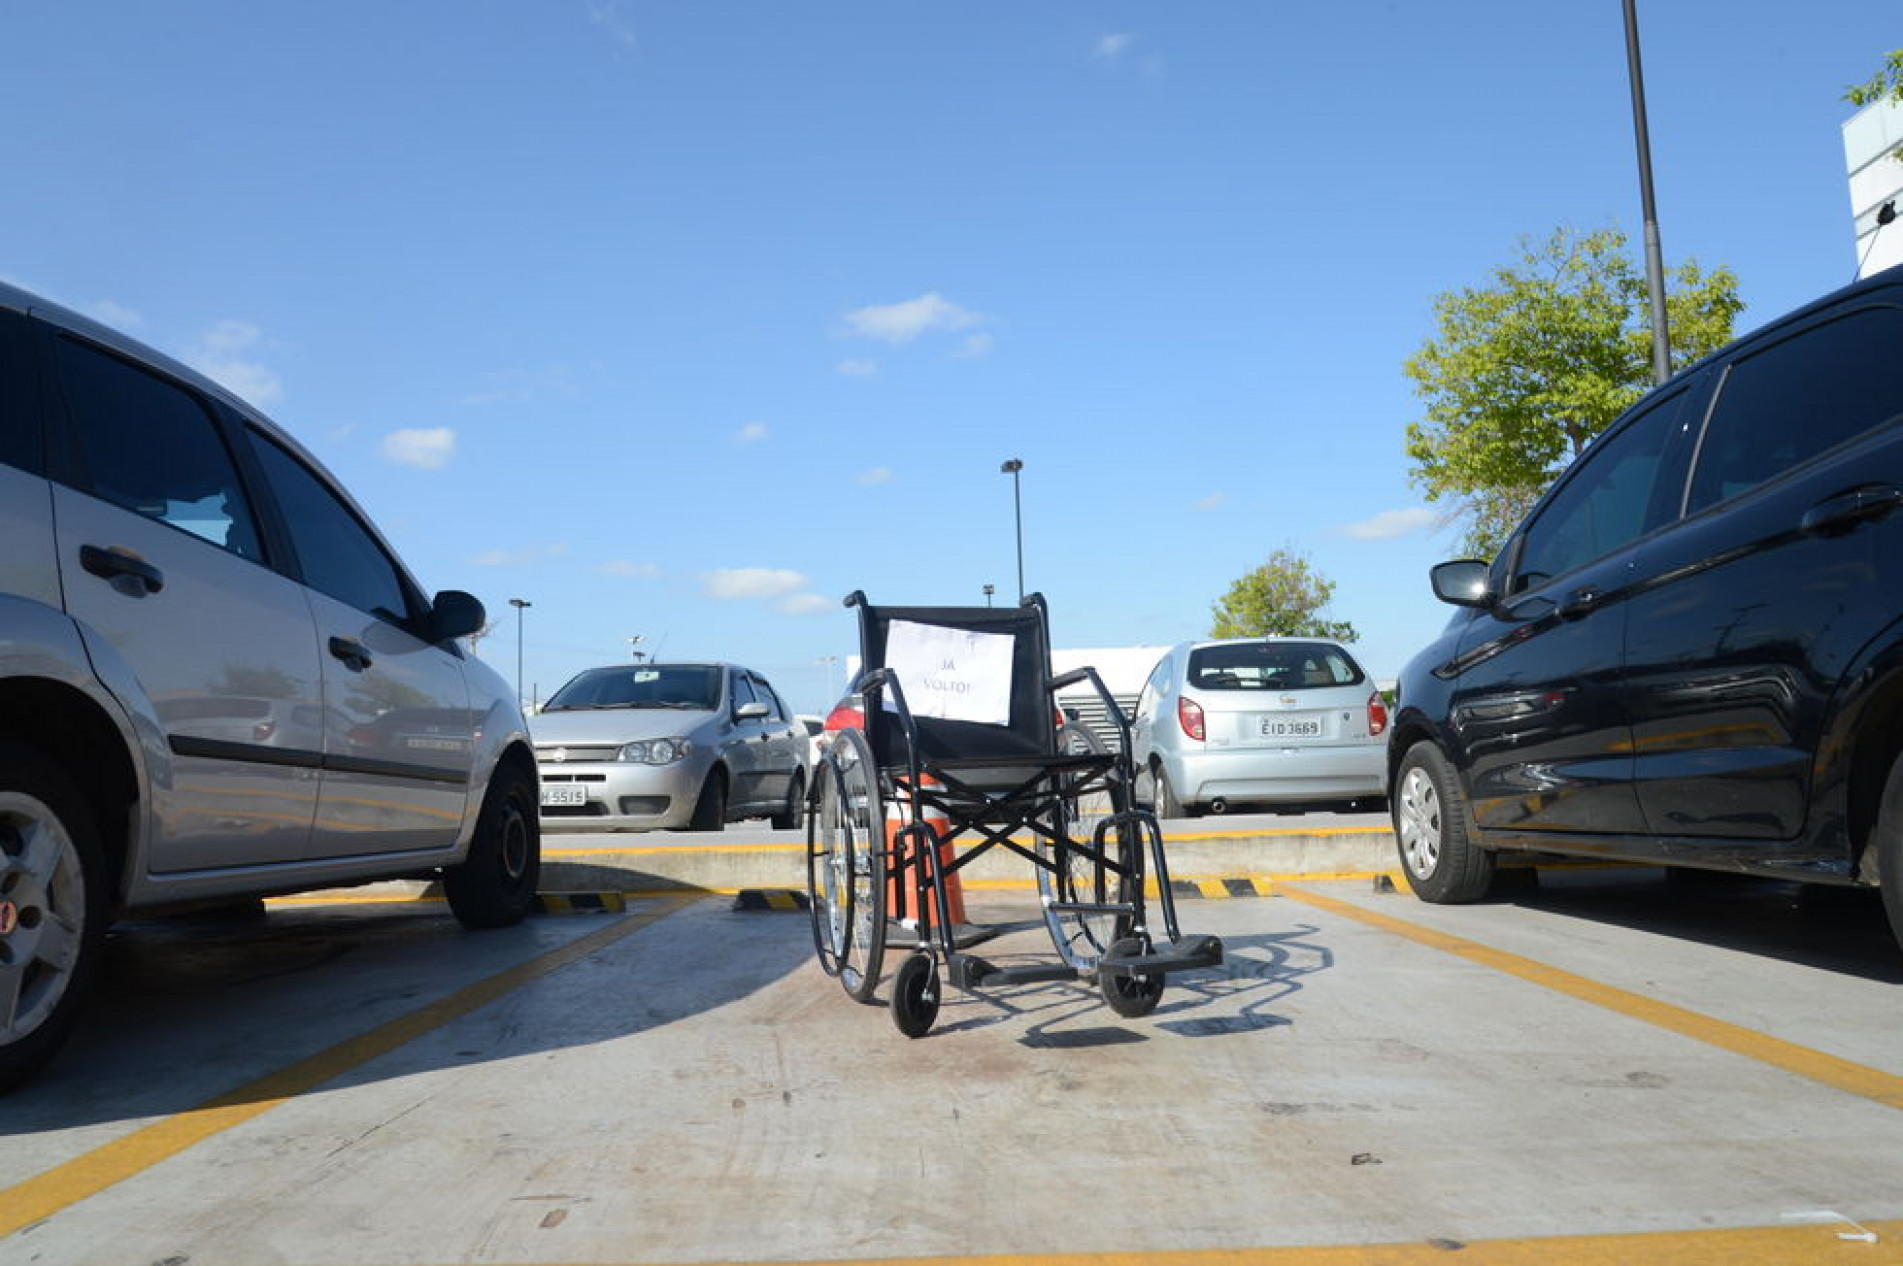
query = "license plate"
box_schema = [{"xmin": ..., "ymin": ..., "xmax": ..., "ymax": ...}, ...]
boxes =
[
  {"xmin": 1260, "ymin": 718, "xmax": 1321, "ymax": 738},
  {"xmin": 541, "ymin": 784, "xmax": 588, "ymax": 807}
]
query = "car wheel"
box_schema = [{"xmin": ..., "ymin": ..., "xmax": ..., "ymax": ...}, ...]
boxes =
[
  {"xmin": 443, "ymin": 761, "xmax": 541, "ymax": 929},
  {"xmin": 1877, "ymin": 753, "xmax": 1903, "ymax": 956},
  {"xmin": 0, "ymin": 740, "xmax": 108, "ymax": 1092},
  {"xmin": 770, "ymin": 770, "xmax": 806, "ymax": 831},
  {"xmin": 1152, "ymin": 763, "xmax": 1186, "ymax": 819},
  {"xmin": 689, "ymin": 769, "xmax": 728, "ymax": 833},
  {"xmin": 1393, "ymin": 741, "xmax": 1495, "ymax": 903}
]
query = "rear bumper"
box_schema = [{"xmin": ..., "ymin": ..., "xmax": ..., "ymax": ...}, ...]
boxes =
[{"xmin": 1167, "ymin": 744, "xmax": 1385, "ymax": 807}]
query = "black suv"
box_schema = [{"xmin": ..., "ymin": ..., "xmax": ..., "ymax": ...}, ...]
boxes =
[{"xmin": 1388, "ymin": 263, "xmax": 1903, "ymax": 951}]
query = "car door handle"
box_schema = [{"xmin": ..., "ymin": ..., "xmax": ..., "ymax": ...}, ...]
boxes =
[
  {"xmin": 1800, "ymin": 483, "xmax": 1902, "ymax": 536},
  {"xmin": 80, "ymin": 544, "xmax": 164, "ymax": 595},
  {"xmin": 1557, "ymin": 587, "xmax": 1604, "ymax": 620},
  {"xmin": 328, "ymin": 636, "xmax": 373, "ymax": 672}
]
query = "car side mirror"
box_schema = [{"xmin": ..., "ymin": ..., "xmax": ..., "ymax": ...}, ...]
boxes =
[
  {"xmin": 1429, "ymin": 560, "xmax": 1494, "ymax": 609},
  {"xmin": 734, "ymin": 701, "xmax": 770, "ymax": 720},
  {"xmin": 428, "ymin": 590, "xmax": 487, "ymax": 642}
]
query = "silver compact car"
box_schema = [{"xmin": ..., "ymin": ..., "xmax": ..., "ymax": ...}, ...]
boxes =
[
  {"xmin": 0, "ymin": 281, "xmax": 540, "ymax": 1091},
  {"xmin": 1130, "ymin": 637, "xmax": 1389, "ymax": 817},
  {"xmin": 532, "ymin": 662, "xmax": 808, "ymax": 831}
]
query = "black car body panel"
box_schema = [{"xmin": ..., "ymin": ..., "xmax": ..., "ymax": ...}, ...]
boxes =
[{"xmin": 1392, "ymin": 264, "xmax": 1903, "ymax": 889}]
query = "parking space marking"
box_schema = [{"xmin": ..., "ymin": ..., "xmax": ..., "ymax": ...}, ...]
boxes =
[
  {"xmin": 1282, "ymin": 884, "xmax": 1903, "ymax": 1112},
  {"xmin": 0, "ymin": 895, "xmax": 694, "ymax": 1241}
]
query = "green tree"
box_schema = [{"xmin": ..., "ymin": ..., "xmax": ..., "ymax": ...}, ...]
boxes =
[
  {"xmin": 1403, "ymin": 226, "xmax": 1742, "ymax": 559},
  {"xmin": 1846, "ymin": 49, "xmax": 1903, "ymax": 162},
  {"xmin": 1211, "ymin": 548, "xmax": 1357, "ymax": 642}
]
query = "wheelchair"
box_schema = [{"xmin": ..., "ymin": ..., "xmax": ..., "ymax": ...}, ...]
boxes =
[{"xmin": 804, "ymin": 592, "xmax": 1223, "ymax": 1037}]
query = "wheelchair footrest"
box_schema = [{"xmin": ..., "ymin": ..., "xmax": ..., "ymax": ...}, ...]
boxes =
[
  {"xmin": 1096, "ymin": 934, "xmax": 1223, "ymax": 979},
  {"xmin": 949, "ymin": 953, "xmax": 1080, "ymax": 990}
]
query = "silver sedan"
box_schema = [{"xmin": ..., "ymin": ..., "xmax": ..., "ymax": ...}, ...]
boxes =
[{"xmin": 531, "ymin": 662, "xmax": 808, "ymax": 831}]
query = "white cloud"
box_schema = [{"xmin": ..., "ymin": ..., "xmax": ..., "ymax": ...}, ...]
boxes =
[
  {"xmin": 600, "ymin": 559, "xmax": 662, "ymax": 578},
  {"xmin": 780, "ymin": 593, "xmax": 833, "ymax": 615},
  {"xmin": 89, "ymin": 299, "xmax": 143, "ymax": 328},
  {"xmin": 1195, "ymin": 492, "xmax": 1226, "ymax": 512},
  {"xmin": 837, "ymin": 358, "xmax": 878, "ymax": 377},
  {"xmin": 953, "ymin": 332, "xmax": 993, "ymax": 359},
  {"xmin": 734, "ymin": 422, "xmax": 770, "ymax": 444},
  {"xmin": 841, "ymin": 292, "xmax": 985, "ymax": 344},
  {"xmin": 1339, "ymin": 507, "xmax": 1437, "ymax": 541},
  {"xmin": 382, "ymin": 427, "xmax": 458, "ymax": 470},
  {"xmin": 702, "ymin": 567, "xmax": 807, "ymax": 601},
  {"xmin": 471, "ymin": 543, "xmax": 569, "ymax": 567},
  {"xmin": 187, "ymin": 320, "xmax": 283, "ymax": 406},
  {"xmin": 1094, "ymin": 33, "xmax": 1135, "ymax": 59},
  {"xmin": 587, "ymin": 0, "xmax": 637, "ymax": 52},
  {"xmin": 857, "ymin": 467, "xmax": 894, "ymax": 486}
]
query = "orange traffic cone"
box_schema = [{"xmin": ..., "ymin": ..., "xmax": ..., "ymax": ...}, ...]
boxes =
[{"xmin": 885, "ymin": 773, "xmax": 965, "ymax": 926}]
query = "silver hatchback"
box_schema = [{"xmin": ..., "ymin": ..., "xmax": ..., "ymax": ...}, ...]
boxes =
[
  {"xmin": 531, "ymin": 662, "xmax": 809, "ymax": 831},
  {"xmin": 1131, "ymin": 638, "xmax": 1389, "ymax": 817}
]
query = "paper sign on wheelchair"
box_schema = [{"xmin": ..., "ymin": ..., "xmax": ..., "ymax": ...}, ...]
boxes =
[{"xmin": 884, "ymin": 620, "xmax": 1015, "ymax": 725}]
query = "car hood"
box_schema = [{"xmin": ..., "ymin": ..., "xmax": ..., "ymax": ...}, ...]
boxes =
[{"xmin": 529, "ymin": 707, "xmax": 718, "ymax": 744}]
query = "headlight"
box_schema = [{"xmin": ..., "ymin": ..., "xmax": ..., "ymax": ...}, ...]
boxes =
[{"xmin": 617, "ymin": 738, "xmax": 691, "ymax": 764}]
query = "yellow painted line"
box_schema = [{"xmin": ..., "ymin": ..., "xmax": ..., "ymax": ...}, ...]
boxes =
[
  {"xmin": 552, "ymin": 1218, "xmax": 1902, "ymax": 1263},
  {"xmin": 0, "ymin": 895, "xmax": 694, "ymax": 1241},
  {"xmin": 1282, "ymin": 884, "xmax": 1903, "ymax": 1112}
]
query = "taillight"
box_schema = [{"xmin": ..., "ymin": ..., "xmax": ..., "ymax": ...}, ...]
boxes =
[
  {"xmin": 1367, "ymin": 690, "xmax": 1389, "ymax": 737},
  {"xmin": 1177, "ymin": 696, "xmax": 1205, "ymax": 742},
  {"xmin": 824, "ymin": 703, "xmax": 864, "ymax": 732}
]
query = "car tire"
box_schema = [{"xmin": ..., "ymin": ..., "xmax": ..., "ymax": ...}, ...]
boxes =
[
  {"xmin": 770, "ymin": 770, "xmax": 805, "ymax": 831},
  {"xmin": 1876, "ymin": 752, "xmax": 1903, "ymax": 956},
  {"xmin": 442, "ymin": 762, "xmax": 541, "ymax": 929},
  {"xmin": 1393, "ymin": 740, "xmax": 1495, "ymax": 903},
  {"xmin": 1153, "ymin": 763, "xmax": 1186, "ymax": 819},
  {"xmin": 0, "ymin": 739, "xmax": 108, "ymax": 1092},
  {"xmin": 689, "ymin": 769, "xmax": 727, "ymax": 833}
]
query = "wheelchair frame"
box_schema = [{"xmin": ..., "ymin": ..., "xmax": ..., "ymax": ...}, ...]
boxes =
[{"xmin": 804, "ymin": 591, "xmax": 1223, "ymax": 1037}]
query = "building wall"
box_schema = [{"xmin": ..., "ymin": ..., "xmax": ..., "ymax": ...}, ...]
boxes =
[{"xmin": 1845, "ymin": 97, "xmax": 1903, "ymax": 278}]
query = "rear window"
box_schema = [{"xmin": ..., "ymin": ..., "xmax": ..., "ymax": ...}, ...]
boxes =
[{"xmin": 1187, "ymin": 642, "xmax": 1364, "ymax": 692}]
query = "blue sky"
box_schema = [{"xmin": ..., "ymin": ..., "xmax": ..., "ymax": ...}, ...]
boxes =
[{"xmin": 3, "ymin": 4, "xmax": 1894, "ymax": 712}]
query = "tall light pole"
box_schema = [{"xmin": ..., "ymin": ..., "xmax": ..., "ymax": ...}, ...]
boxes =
[
  {"xmin": 507, "ymin": 598, "xmax": 531, "ymax": 706},
  {"xmin": 1622, "ymin": 0, "xmax": 1673, "ymax": 386},
  {"xmin": 817, "ymin": 654, "xmax": 839, "ymax": 703},
  {"xmin": 982, "ymin": 583, "xmax": 995, "ymax": 607},
  {"xmin": 1000, "ymin": 458, "xmax": 1024, "ymax": 601},
  {"xmin": 627, "ymin": 635, "xmax": 645, "ymax": 662}
]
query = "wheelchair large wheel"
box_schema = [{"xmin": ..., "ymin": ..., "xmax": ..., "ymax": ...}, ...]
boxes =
[
  {"xmin": 1037, "ymin": 722, "xmax": 1136, "ymax": 972},
  {"xmin": 805, "ymin": 751, "xmax": 850, "ymax": 979},
  {"xmin": 825, "ymin": 727, "xmax": 888, "ymax": 1003}
]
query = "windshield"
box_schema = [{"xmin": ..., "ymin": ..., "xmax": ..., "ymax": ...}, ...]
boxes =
[
  {"xmin": 544, "ymin": 664, "xmax": 722, "ymax": 711},
  {"xmin": 1187, "ymin": 642, "xmax": 1364, "ymax": 691}
]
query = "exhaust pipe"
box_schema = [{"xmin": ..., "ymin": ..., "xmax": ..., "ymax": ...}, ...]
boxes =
[{"xmin": 1209, "ymin": 797, "xmax": 1228, "ymax": 815}]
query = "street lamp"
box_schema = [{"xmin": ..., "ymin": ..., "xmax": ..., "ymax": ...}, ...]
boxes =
[
  {"xmin": 817, "ymin": 654, "xmax": 839, "ymax": 703},
  {"xmin": 1000, "ymin": 458, "xmax": 1024, "ymax": 601},
  {"xmin": 1622, "ymin": 0, "xmax": 1672, "ymax": 386},
  {"xmin": 628, "ymin": 635, "xmax": 646, "ymax": 662},
  {"xmin": 982, "ymin": 583, "xmax": 995, "ymax": 607},
  {"xmin": 507, "ymin": 598, "xmax": 531, "ymax": 706}
]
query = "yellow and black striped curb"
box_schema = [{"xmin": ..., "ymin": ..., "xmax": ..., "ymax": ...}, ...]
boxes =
[
  {"xmin": 537, "ymin": 891, "xmax": 628, "ymax": 914},
  {"xmin": 732, "ymin": 889, "xmax": 813, "ymax": 912}
]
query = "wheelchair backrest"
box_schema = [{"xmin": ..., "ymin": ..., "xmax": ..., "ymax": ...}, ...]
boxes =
[{"xmin": 849, "ymin": 595, "xmax": 1058, "ymax": 768}]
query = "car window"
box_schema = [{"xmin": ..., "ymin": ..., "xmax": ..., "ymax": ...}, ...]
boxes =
[
  {"xmin": 1686, "ymin": 305, "xmax": 1903, "ymax": 515},
  {"xmin": 1188, "ymin": 642, "xmax": 1364, "ymax": 691},
  {"xmin": 752, "ymin": 677, "xmax": 787, "ymax": 721},
  {"xmin": 52, "ymin": 334, "xmax": 264, "ymax": 560},
  {"xmin": 544, "ymin": 664, "xmax": 721, "ymax": 710},
  {"xmin": 1136, "ymin": 655, "xmax": 1171, "ymax": 720},
  {"xmin": 0, "ymin": 310, "xmax": 40, "ymax": 473},
  {"xmin": 730, "ymin": 672, "xmax": 759, "ymax": 713},
  {"xmin": 248, "ymin": 428, "xmax": 415, "ymax": 627},
  {"xmin": 1510, "ymin": 391, "xmax": 1682, "ymax": 594}
]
